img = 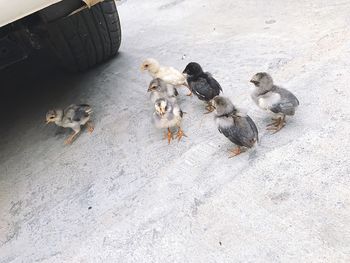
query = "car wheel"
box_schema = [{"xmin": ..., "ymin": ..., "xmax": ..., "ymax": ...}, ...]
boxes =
[{"xmin": 47, "ymin": 0, "xmax": 121, "ymax": 71}]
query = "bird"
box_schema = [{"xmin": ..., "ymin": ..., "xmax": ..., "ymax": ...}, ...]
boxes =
[
  {"xmin": 46, "ymin": 104, "xmax": 94, "ymax": 144},
  {"xmin": 152, "ymin": 98, "xmax": 186, "ymax": 144},
  {"xmin": 147, "ymin": 78, "xmax": 178, "ymax": 103},
  {"xmin": 212, "ymin": 96, "xmax": 258, "ymax": 157},
  {"xmin": 250, "ymin": 72, "xmax": 299, "ymax": 133},
  {"xmin": 183, "ymin": 62, "xmax": 223, "ymax": 113},
  {"xmin": 141, "ymin": 58, "xmax": 192, "ymax": 96}
]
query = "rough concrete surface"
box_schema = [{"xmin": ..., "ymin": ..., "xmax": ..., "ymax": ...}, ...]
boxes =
[{"xmin": 1, "ymin": 0, "xmax": 350, "ymax": 262}]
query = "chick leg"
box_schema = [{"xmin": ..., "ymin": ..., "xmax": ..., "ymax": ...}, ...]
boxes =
[
  {"xmin": 229, "ymin": 147, "xmax": 242, "ymax": 158},
  {"xmin": 163, "ymin": 128, "xmax": 173, "ymax": 144},
  {"xmin": 266, "ymin": 116, "xmax": 286, "ymax": 133},
  {"xmin": 64, "ymin": 130, "xmax": 80, "ymax": 145},
  {"xmin": 86, "ymin": 121, "xmax": 94, "ymax": 133},
  {"xmin": 175, "ymin": 125, "xmax": 187, "ymax": 142}
]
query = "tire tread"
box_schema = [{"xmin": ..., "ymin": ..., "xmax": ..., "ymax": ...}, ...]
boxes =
[{"xmin": 47, "ymin": 0, "xmax": 121, "ymax": 71}]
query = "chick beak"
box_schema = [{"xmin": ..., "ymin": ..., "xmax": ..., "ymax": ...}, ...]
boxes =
[
  {"xmin": 140, "ymin": 65, "xmax": 145, "ymax": 72},
  {"xmin": 46, "ymin": 117, "xmax": 56, "ymax": 124},
  {"xmin": 147, "ymin": 86, "xmax": 155, "ymax": 92},
  {"xmin": 250, "ymin": 80, "xmax": 259, "ymax": 86},
  {"xmin": 210, "ymin": 101, "xmax": 216, "ymax": 110}
]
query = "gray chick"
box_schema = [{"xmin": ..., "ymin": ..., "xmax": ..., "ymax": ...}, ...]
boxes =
[
  {"xmin": 147, "ymin": 78, "xmax": 178, "ymax": 103},
  {"xmin": 250, "ymin": 72, "xmax": 299, "ymax": 133},
  {"xmin": 212, "ymin": 96, "xmax": 258, "ymax": 157},
  {"xmin": 46, "ymin": 104, "xmax": 94, "ymax": 144},
  {"xmin": 153, "ymin": 98, "xmax": 186, "ymax": 144}
]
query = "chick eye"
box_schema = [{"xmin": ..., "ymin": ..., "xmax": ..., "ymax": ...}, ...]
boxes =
[{"xmin": 145, "ymin": 64, "xmax": 149, "ymax": 67}]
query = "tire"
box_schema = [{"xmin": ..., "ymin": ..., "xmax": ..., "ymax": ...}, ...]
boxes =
[{"xmin": 47, "ymin": 0, "xmax": 121, "ymax": 71}]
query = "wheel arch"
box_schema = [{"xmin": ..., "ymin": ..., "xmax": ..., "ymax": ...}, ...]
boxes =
[{"xmin": 38, "ymin": 0, "xmax": 107, "ymax": 23}]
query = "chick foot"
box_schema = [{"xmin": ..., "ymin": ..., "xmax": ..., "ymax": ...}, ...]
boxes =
[
  {"xmin": 266, "ymin": 117, "xmax": 286, "ymax": 134},
  {"xmin": 86, "ymin": 121, "xmax": 94, "ymax": 133},
  {"xmin": 266, "ymin": 117, "xmax": 281, "ymax": 127},
  {"xmin": 65, "ymin": 131, "xmax": 80, "ymax": 145},
  {"xmin": 175, "ymin": 127, "xmax": 187, "ymax": 142},
  {"xmin": 229, "ymin": 147, "xmax": 242, "ymax": 158}
]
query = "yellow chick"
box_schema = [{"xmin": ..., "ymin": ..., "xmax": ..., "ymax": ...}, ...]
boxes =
[{"xmin": 141, "ymin": 58, "xmax": 192, "ymax": 96}]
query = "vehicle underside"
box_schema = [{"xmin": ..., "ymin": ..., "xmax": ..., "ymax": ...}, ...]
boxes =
[{"xmin": 0, "ymin": 0, "xmax": 121, "ymax": 71}]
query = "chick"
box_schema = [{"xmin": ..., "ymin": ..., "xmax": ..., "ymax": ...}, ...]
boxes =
[
  {"xmin": 46, "ymin": 104, "xmax": 94, "ymax": 145},
  {"xmin": 212, "ymin": 96, "xmax": 258, "ymax": 157},
  {"xmin": 183, "ymin": 62, "xmax": 222, "ymax": 113},
  {"xmin": 250, "ymin": 72, "xmax": 299, "ymax": 133},
  {"xmin": 141, "ymin": 58, "xmax": 192, "ymax": 96},
  {"xmin": 153, "ymin": 98, "xmax": 186, "ymax": 144},
  {"xmin": 147, "ymin": 78, "xmax": 178, "ymax": 103}
]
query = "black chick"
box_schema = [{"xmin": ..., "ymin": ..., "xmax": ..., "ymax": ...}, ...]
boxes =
[{"xmin": 183, "ymin": 62, "xmax": 223, "ymax": 113}]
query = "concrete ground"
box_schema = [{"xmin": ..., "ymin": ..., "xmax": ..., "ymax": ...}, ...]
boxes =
[{"xmin": 1, "ymin": 0, "xmax": 350, "ymax": 262}]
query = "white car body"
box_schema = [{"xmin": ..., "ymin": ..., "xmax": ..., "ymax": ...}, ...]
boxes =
[
  {"xmin": 0, "ymin": 0, "xmax": 102, "ymax": 27},
  {"xmin": 0, "ymin": 0, "xmax": 61, "ymax": 27}
]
